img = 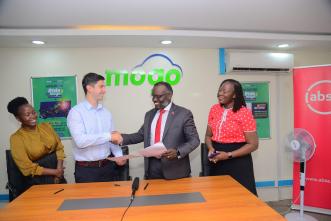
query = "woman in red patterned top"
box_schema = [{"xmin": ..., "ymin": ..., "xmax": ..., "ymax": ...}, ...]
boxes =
[{"xmin": 205, "ymin": 79, "xmax": 258, "ymax": 195}]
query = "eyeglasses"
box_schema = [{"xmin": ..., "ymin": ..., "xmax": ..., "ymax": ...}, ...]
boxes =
[{"xmin": 151, "ymin": 92, "xmax": 169, "ymax": 100}]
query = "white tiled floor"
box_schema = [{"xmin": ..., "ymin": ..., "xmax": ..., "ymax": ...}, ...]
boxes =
[{"xmin": 267, "ymin": 200, "xmax": 331, "ymax": 221}]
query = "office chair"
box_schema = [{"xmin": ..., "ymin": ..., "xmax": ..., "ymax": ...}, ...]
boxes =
[
  {"xmin": 199, "ymin": 143, "xmax": 210, "ymax": 176},
  {"xmin": 6, "ymin": 150, "xmax": 66, "ymax": 202},
  {"xmin": 5, "ymin": 149, "xmax": 30, "ymax": 202}
]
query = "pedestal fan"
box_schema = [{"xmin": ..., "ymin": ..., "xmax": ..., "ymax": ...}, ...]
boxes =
[{"xmin": 285, "ymin": 128, "xmax": 317, "ymax": 221}]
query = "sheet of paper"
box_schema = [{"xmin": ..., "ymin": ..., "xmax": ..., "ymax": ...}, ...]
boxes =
[
  {"xmin": 107, "ymin": 154, "xmax": 138, "ymax": 162},
  {"xmin": 137, "ymin": 142, "xmax": 167, "ymax": 158},
  {"xmin": 107, "ymin": 142, "xmax": 167, "ymax": 161}
]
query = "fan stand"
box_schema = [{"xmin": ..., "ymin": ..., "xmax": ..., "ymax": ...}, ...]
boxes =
[{"xmin": 285, "ymin": 160, "xmax": 317, "ymax": 221}]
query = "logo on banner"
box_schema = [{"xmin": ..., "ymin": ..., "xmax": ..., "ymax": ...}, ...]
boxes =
[
  {"xmin": 105, "ymin": 54, "xmax": 183, "ymax": 87},
  {"xmin": 305, "ymin": 80, "xmax": 331, "ymax": 115}
]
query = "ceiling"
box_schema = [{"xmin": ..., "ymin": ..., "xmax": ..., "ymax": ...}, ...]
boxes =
[{"xmin": 0, "ymin": 0, "xmax": 331, "ymax": 50}]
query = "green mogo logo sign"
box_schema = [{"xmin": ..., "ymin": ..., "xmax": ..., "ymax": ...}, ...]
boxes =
[{"xmin": 105, "ymin": 54, "xmax": 183, "ymax": 87}]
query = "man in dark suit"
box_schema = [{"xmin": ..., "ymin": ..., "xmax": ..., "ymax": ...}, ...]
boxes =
[{"xmin": 121, "ymin": 81, "xmax": 200, "ymax": 180}]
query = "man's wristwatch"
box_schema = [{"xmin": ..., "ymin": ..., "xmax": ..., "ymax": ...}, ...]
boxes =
[
  {"xmin": 177, "ymin": 150, "xmax": 181, "ymax": 159},
  {"xmin": 227, "ymin": 152, "xmax": 233, "ymax": 159}
]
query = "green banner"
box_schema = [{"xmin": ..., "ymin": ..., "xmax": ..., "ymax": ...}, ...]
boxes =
[
  {"xmin": 242, "ymin": 82, "xmax": 270, "ymax": 139},
  {"xmin": 31, "ymin": 76, "xmax": 77, "ymax": 138}
]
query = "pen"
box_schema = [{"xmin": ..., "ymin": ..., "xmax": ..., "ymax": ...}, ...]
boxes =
[
  {"xmin": 144, "ymin": 183, "xmax": 149, "ymax": 190},
  {"xmin": 53, "ymin": 188, "xmax": 64, "ymax": 194}
]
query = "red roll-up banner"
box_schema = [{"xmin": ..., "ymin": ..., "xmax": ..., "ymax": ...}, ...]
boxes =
[{"xmin": 293, "ymin": 65, "xmax": 331, "ymax": 212}]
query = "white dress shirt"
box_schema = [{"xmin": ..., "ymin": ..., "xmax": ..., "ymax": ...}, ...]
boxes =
[
  {"xmin": 67, "ymin": 100, "xmax": 122, "ymax": 161},
  {"xmin": 150, "ymin": 102, "xmax": 172, "ymax": 145}
]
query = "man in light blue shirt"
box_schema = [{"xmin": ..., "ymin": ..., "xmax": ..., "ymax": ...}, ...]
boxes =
[{"xmin": 67, "ymin": 73, "xmax": 125, "ymax": 183}]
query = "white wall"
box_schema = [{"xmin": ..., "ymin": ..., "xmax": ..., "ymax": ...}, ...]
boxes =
[{"xmin": 1, "ymin": 47, "xmax": 329, "ymax": 201}]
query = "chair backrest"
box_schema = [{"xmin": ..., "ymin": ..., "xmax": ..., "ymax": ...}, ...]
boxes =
[
  {"xmin": 5, "ymin": 150, "xmax": 30, "ymax": 201},
  {"xmin": 199, "ymin": 143, "xmax": 210, "ymax": 176},
  {"xmin": 115, "ymin": 146, "xmax": 131, "ymax": 181}
]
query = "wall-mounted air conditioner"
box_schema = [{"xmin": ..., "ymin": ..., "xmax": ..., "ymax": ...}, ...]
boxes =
[{"xmin": 226, "ymin": 51, "xmax": 293, "ymax": 73}]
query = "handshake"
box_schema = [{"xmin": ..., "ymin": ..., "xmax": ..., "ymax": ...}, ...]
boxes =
[{"xmin": 111, "ymin": 131, "xmax": 123, "ymax": 145}]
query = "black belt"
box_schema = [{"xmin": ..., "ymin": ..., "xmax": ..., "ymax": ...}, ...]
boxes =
[{"xmin": 75, "ymin": 159, "xmax": 109, "ymax": 168}]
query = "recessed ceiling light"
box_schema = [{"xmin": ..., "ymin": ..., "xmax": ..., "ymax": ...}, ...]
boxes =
[
  {"xmin": 161, "ymin": 40, "xmax": 172, "ymax": 45},
  {"xmin": 277, "ymin": 44, "xmax": 289, "ymax": 48},
  {"xmin": 32, "ymin": 40, "xmax": 45, "ymax": 45}
]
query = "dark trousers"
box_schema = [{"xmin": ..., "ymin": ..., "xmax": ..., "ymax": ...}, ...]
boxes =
[
  {"xmin": 146, "ymin": 158, "xmax": 191, "ymax": 180},
  {"xmin": 147, "ymin": 157, "xmax": 165, "ymax": 179},
  {"xmin": 74, "ymin": 160, "xmax": 119, "ymax": 183}
]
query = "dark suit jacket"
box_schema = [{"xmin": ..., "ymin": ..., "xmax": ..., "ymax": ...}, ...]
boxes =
[{"xmin": 122, "ymin": 103, "xmax": 200, "ymax": 179}]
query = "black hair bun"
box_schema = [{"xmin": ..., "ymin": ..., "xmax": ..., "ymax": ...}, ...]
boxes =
[{"xmin": 7, "ymin": 97, "xmax": 29, "ymax": 116}]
